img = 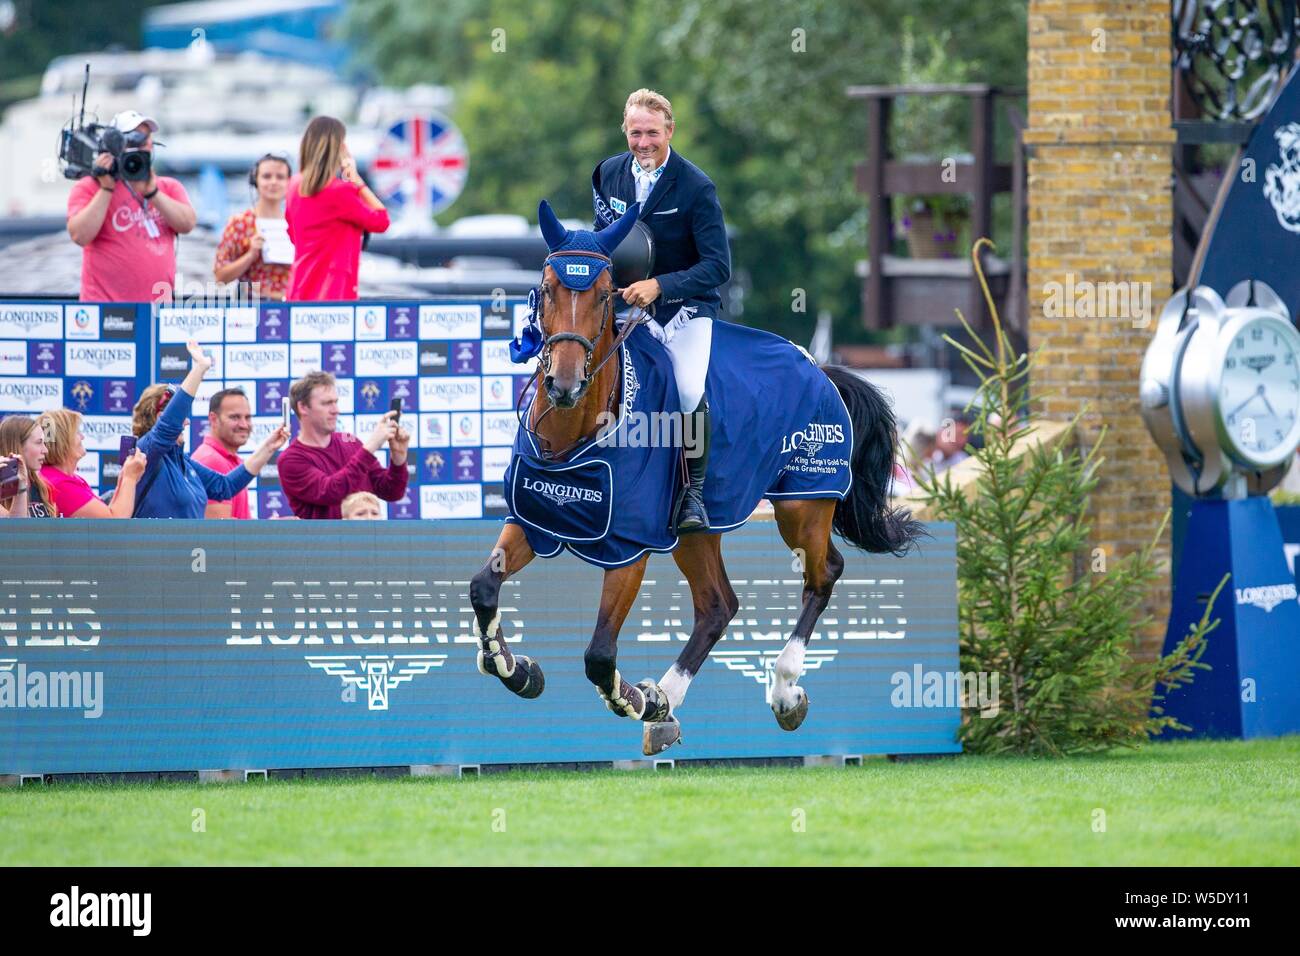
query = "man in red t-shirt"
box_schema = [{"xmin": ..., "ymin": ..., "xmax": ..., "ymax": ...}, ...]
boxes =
[
  {"xmin": 277, "ymin": 371, "xmax": 410, "ymax": 520},
  {"xmin": 191, "ymin": 387, "xmax": 255, "ymax": 519},
  {"xmin": 66, "ymin": 110, "xmax": 197, "ymax": 303}
]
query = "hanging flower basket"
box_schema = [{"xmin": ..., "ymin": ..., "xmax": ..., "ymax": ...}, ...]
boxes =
[{"xmin": 902, "ymin": 209, "xmax": 965, "ymax": 259}]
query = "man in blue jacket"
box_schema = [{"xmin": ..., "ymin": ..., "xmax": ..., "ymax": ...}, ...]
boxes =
[{"xmin": 592, "ymin": 88, "xmax": 731, "ymax": 533}]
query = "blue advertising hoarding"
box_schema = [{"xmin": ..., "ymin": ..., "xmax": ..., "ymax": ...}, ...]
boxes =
[{"xmin": 0, "ymin": 520, "xmax": 962, "ymax": 772}]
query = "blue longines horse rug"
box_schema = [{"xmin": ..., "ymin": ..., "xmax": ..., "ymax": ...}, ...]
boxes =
[{"xmin": 504, "ymin": 302, "xmax": 853, "ymax": 568}]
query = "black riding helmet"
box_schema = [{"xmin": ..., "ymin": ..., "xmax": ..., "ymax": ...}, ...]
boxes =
[{"xmin": 610, "ymin": 220, "xmax": 655, "ymax": 288}]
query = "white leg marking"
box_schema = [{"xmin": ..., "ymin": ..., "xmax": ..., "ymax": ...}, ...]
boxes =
[
  {"xmin": 658, "ymin": 663, "xmax": 693, "ymax": 712},
  {"xmin": 771, "ymin": 638, "xmax": 806, "ymax": 713}
]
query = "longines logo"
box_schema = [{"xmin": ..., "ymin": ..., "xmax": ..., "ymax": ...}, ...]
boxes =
[
  {"xmin": 423, "ymin": 380, "xmax": 478, "ymax": 405},
  {"xmin": 426, "ymin": 489, "xmax": 479, "ymax": 508},
  {"xmin": 521, "ymin": 476, "xmax": 602, "ymax": 507},
  {"xmin": 0, "ymin": 379, "xmax": 61, "ymax": 409},
  {"xmin": 780, "ymin": 422, "xmax": 845, "ymax": 458},
  {"xmin": 357, "ymin": 345, "xmax": 411, "ymax": 369},
  {"xmin": 66, "ymin": 345, "xmax": 134, "ymax": 373},
  {"xmin": 159, "ymin": 309, "xmax": 221, "ymax": 338},
  {"xmin": 293, "ymin": 308, "xmax": 353, "ymax": 334},
  {"xmin": 227, "ymin": 347, "xmax": 284, "ymax": 373},
  {"xmin": 1, "ymin": 309, "xmax": 55, "ymax": 327},
  {"xmin": 0, "ymin": 306, "xmax": 60, "ymax": 335},
  {"xmin": 419, "ymin": 305, "xmax": 481, "ymax": 339},
  {"xmin": 304, "ymin": 654, "xmax": 446, "ymax": 710},
  {"xmin": 1235, "ymin": 582, "xmax": 1298, "ymax": 613}
]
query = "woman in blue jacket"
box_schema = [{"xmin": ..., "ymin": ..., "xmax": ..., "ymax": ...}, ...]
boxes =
[{"xmin": 132, "ymin": 340, "xmax": 288, "ymax": 519}]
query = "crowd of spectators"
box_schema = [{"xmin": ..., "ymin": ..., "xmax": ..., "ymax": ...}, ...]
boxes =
[
  {"xmin": 1, "ymin": 344, "xmax": 409, "ymax": 522},
  {"xmin": 0, "ymin": 107, "xmax": 406, "ymax": 521}
]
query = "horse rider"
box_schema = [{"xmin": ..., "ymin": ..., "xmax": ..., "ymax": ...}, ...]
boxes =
[{"xmin": 592, "ymin": 88, "xmax": 732, "ymax": 533}]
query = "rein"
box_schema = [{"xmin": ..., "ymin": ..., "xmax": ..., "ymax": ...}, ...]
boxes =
[{"xmin": 516, "ymin": 251, "xmax": 652, "ymax": 461}]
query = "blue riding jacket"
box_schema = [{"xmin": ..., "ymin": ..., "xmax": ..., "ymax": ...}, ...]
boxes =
[{"xmin": 591, "ymin": 149, "xmax": 731, "ymax": 322}]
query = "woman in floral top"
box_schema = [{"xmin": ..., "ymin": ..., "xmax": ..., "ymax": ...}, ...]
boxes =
[{"xmin": 214, "ymin": 152, "xmax": 293, "ymax": 300}]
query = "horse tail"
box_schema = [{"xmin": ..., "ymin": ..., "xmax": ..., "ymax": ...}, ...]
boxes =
[{"xmin": 822, "ymin": 365, "xmax": 926, "ymax": 556}]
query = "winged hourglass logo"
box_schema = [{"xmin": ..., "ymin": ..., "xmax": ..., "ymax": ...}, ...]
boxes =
[
  {"xmin": 708, "ymin": 649, "xmax": 838, "ymax": 704},
  {"xmin": 303, "ymin": 654, "xmax": 447, "ymax": 710}
]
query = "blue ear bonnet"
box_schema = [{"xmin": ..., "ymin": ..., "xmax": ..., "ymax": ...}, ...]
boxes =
[
  {"xmin": 547, "ymin": 229, "xmax": 612, "ymax": 292},
  {"xmin": 511, "ymin": 198, "xmax": 641, "ymax": 362}
]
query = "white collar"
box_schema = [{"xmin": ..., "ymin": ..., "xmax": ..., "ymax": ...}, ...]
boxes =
[{"xmin": 631, "ymin": 147, "xmax": 671, "ymax": 183}]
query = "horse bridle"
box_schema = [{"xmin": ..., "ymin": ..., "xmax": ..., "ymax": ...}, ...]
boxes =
[
  {"xmin": 518, "ymin": 250, "xmax": 652, "ymax": 459},
  {"xmin": 538, "ymin": 250, "xmax": 619, "ymax": 384}
]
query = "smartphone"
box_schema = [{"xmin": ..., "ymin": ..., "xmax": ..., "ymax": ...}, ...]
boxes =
[
  {"xmin": 281, "ymin": 396, "xmax": 291, "ymax": 430},
  {"xmin": 0, "ymin": 458, "xmax": 19, "ymax": 499},
  {"xmin": 389, "ymin": 397, "xmax": 402, "ymax": 422},
  {"xmin": 119, "ymin": 435, "xmax": 137, "ymax": 460}
]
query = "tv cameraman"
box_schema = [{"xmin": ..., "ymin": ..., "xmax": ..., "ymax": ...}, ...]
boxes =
[{"xmin": 66, "ymin": 110, "xmax": 197, "ymax": 303}]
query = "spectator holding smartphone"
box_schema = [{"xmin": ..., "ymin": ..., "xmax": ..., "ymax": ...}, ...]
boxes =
[
  {"xmin": 0, "ymin": 416, "xmax": 58, "ymax": 517},
  {"xmin": 213, "ymin": 151, "xmax": 293, "ymax": 301},
  {"xmin": 0, "ymin": 453, "xmax": 28, "ymax": 518},
  {"xmin": 131, "ymin": 341, "xmax": 288, "ymax": 519},
  {"xmin": 278, "ymin": 370, "xmax": 409, "ymax": 519},
  {"xmin": 39, "ymin": 408, "xmax": 146, "ymax": 518},
  {"xmin": 285, "ymin": 116, "xmax": 390, "ymax": 301}
]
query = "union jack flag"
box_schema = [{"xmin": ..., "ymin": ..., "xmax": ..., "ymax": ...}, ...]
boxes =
[{"xmin": 370, "ymin": 115, "xmax": 468, "ymax": 214}]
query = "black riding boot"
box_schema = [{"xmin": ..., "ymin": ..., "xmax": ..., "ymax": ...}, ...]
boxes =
[{"xmin": 676, "ymin": 398, "xmax": 711, "ymax": 533}]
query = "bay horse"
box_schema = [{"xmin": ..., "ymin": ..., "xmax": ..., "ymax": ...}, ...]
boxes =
[{"xmin": 469, "ymin": 204, "xmax": 921, "ymax": 755}]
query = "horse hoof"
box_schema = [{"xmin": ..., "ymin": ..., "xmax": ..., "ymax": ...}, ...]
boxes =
[
  {"xmin": 635, "ymin": 679, "xmax": 672, "ymax": 723},
  {"xmin": 643, "ymin": 717, "xmax": 682, "ymax": 756},
  {"xmin": 514, "ymin": 655, "xmax": 545, "ymax": 699},
  {"xmin": 773, "ymin": 687, "xmax": 809, "ymax": 732}
]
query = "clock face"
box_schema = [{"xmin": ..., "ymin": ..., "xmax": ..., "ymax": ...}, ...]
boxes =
[{"xmin": 1218, "ymin": 317, "xmax": 1300, "ymax": 465}]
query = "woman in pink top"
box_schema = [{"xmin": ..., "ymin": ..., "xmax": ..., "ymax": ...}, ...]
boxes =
[
  {"xmin": 38, "ymin": 407, "xmax": 147, "ymax": 518},
  {"xmin": 285, "ymin": 116, "xmax": 390, "ymax": 301}
]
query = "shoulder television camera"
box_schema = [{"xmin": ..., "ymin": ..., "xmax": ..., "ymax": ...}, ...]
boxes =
[{"xmin": 57, "ymin": 64, "xmax": 152, "ymax": 183}]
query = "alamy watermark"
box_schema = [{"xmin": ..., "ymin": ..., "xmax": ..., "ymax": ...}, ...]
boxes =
[
  {"xmin": 1042, "ymin": 273, "xmax": 1152, "ymax": 327},
  {"xmin": 890, "ymin": 665, "xmax": 999, "ymax": 717},
  {"xmin": 0, "ymin": 664, "xmax": 103, "ymax": 718},
  {"xmin": 594, "ymin": 410, "xmax": 705, "ymax": 457}
]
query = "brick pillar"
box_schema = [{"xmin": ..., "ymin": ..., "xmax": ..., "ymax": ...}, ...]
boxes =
[{"xmin": 1024, "ymin": 0, "xmax": 1175, "ymax": 654}]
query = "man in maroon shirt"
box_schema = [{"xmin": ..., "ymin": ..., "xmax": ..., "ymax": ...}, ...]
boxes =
[{"xmin": 278, "ymin": 371, "xmax": 410, "ymax": 519}]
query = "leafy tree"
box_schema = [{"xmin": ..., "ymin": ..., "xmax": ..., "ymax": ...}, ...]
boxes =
[{"xmin": 342, "ymin": 0, "xmax": 1027, "ymax": 342}]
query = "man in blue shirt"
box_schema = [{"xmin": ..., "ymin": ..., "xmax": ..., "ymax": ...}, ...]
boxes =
[{"xmin": 592, "ymin": 88, "xmax": 731, "ymax": 532}]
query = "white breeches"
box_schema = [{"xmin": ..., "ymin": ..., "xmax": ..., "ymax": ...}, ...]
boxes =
[{"xmin": 662, "ymin": 310, "xmax": 712, "ymax": 411}]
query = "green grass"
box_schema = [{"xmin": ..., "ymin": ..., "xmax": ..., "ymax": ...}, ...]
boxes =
[{"xmin": 3, "ymin": 738, "xmax": 1297, "ymax": 866}]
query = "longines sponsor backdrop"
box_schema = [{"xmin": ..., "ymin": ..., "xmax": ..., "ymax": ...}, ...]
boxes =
[
  {"xmin": 156, "ymin": 299, "xmax": 532, "ymax": 518},
  {"xmin": 0, "ymin": 303, "xmax": 149, "ymax": 496},
  {"xmin": 0, "ymin": 521, "xmax": 960, "ymax": 771}
]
